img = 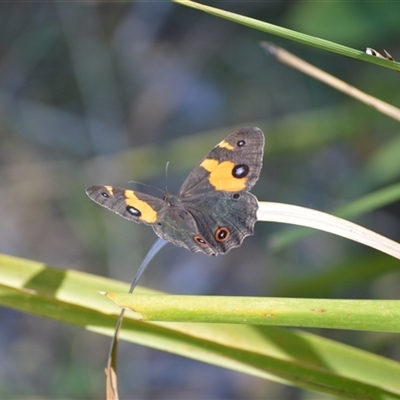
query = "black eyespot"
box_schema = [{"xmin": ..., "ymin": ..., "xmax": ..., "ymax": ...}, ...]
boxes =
[
  {"xmin": 101, "ymin": 192, "xmax": 110, "ymax": 198},
  {"xmin": 157, "ymin": 222, "xmax": 162, "ymax": 226},
  {"xmin": 232, "ymin": 193, "xmax": 240, "ymax": 200},
  {"xmin": 232, "ymin": 164, "xmax": 249, "ymax": 178},
  {"xmin": 193, "ymin": 235, "xmax": 207, "ymax": 245},
  {"xmin": 127, "ymin": 206, "xmax": 141, "ymax": 217},
  {"xmin": 215, "ymin": 227, "xmax": 230, "ymax": 242},
  {"xmin": 237, "ymin": 140, "xmax": 245, "ymax": 147}
]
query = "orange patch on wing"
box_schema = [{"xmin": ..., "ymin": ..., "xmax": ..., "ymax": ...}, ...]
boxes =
[
  {"xmin": 104, "ymin": 186, "xmax": 114, "ymax": 195},
  {"xmin": 200, "ymin": 159, "xmax": 247, "ymax": 191},
  {"xmin": 217, "ymin": 140, "xmax": 235, "ymax": 150},
  {"xmin": 200, "ymin": 158, "xmax": 219, "ymax": 171},
  {"xmin": 124, "ymin": 190, "xmax": 158, "ymax": 223}
]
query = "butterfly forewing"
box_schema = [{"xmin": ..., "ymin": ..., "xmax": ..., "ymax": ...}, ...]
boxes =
[
  {"xmin": 86, "ymin": 186, "xmax": 165, "ymax": 225},
  {"xmin": 178, "ymin": 127, "xmax": 264, "ymax": 197}
]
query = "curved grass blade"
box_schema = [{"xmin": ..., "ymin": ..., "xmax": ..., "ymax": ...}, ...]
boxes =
[
  {"xmin": 174, "ymin": 0, "xmax": 400, "ymax": 71},
  {"xmin": 1, "ymin": 253, "xmax": 400, "ymax": 397}
]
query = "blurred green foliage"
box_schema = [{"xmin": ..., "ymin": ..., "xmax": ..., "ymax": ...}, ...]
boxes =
[{"xmin": 1, "ymin": 1, "xmax": 400, "ymax": 399}]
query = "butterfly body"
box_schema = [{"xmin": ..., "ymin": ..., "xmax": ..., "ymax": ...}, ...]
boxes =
[{"xmin": 86, "ymin": 127, "xmax": 264, "ymax": 256}]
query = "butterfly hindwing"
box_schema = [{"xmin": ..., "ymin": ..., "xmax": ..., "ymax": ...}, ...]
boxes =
[
  {"xmin": 181, "ymin": 191, "xmax": 258, "ymax": 254},
  {"xmin": 151, "ymin": 201, "xmax": 218, "ymax": 255}
]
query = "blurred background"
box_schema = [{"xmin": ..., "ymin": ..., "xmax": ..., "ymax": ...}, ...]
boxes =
[{"xmin": 1, "ymin": 1, "xmax": 400, "ymax": 399}]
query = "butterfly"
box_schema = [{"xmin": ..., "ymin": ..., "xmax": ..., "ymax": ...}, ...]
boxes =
[{"xmin": 86, "ymin": 127, "xmax": 264, "ymax": 256}]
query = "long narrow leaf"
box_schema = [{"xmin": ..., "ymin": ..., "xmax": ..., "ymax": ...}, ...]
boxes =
[
  {"xmin": 1, "ymin": 254, "xmax": 400, "ymax": 398},
  {"xmin": 105, "ymin": 292, "xmax": 400, "ymax": 333},
  {"xmin": 174, "ymin": 0, "xmax": 400, "ymax": 71},
  {"xmin": 271, "ymin": 183, "xmax": 400, "ymax": 251}
]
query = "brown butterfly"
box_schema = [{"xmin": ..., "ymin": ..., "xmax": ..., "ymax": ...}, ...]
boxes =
[{"xmin": 86, "ymin": 127, "xmax": 264, "ymax": 256}]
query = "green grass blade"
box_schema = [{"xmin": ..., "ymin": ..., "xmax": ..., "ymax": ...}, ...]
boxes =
[
  {"xmin": 2, "ymin": 253, "xmax": 400, "ymax": 397},
  {"xmin": 106, "ymin": 292, "xmax": 400, "ymax": 332},
  {"xmin": 174, "ymin": 0, "xmax": 400, "ymax": 71},
  {"xmin": 271, "ymin": 182, "xmax": 400, "ymax": 251}
]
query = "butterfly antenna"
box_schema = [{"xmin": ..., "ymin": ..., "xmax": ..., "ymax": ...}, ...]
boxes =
[
  {"xmin": 165, "ymin": 161, "xmax": 170, "ymax": 193},
  {"xmin": 127, "ymin": 180, "xmax": 164, "ymax": 196}
]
